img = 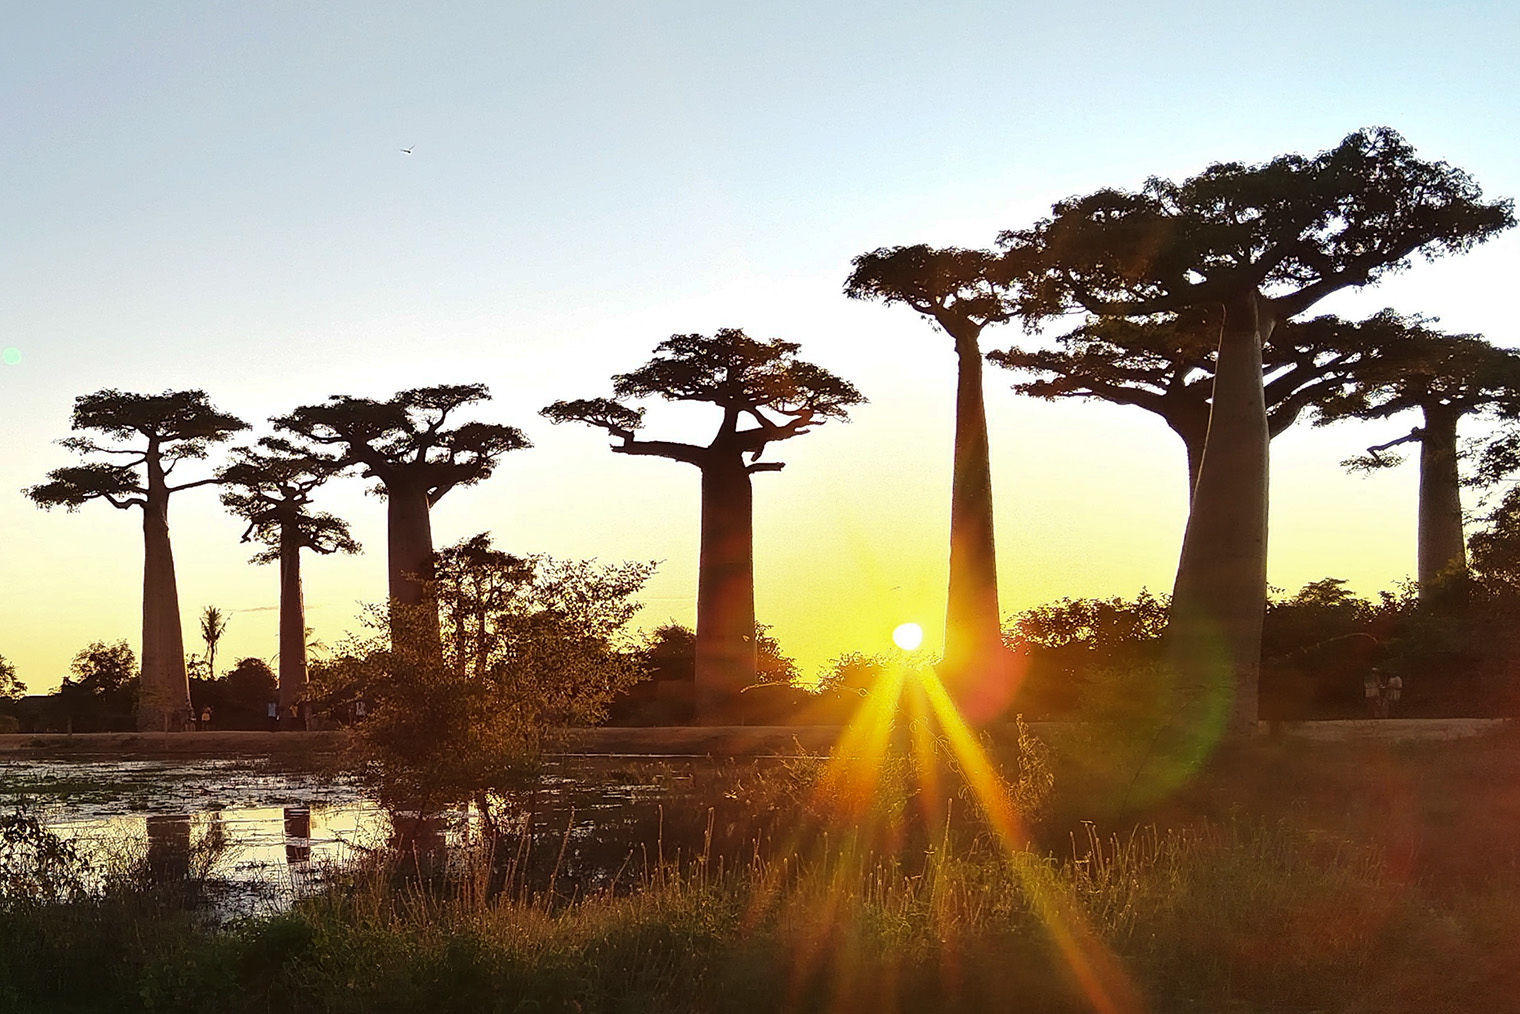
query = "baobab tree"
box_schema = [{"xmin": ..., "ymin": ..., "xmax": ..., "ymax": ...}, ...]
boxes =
[
  {"xmin": 220, "ymin": 437, "xmax": 360, "ymax": 722},
  {"xmin": 272, "ymin": 385, "xmax": 529, "ymax": 616},
  {"xmin": 990, "ymin": 311, "xmax": 1402, "ymax": 497},
  {"xmin": 543, "ymin": 328, "xmax": 864, "ymax": 721},
  {"xmin": 844, "ymin": 245, "xmax": 1014, "ymax": 691},
  {"xmin": 1005, "ymin": 127, "xmax": 1513, "ymax": 728},
  {"xmin": 1320, "ymin": 316, "xmax": 1520, "ymax": 600},
  {"xmin": 27, "ymin": 389, "xmax": 248, "ymax": 731}
]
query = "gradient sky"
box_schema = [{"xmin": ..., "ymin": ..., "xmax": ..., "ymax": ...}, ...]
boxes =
[{"xmin": 3, "ymin": 1, "xmax": 1517, "ymax": 693}]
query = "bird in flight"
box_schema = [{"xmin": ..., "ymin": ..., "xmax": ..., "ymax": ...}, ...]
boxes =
[{"xmin": 400, "ymin": 145, "xmax": 414, "ymax": 154}]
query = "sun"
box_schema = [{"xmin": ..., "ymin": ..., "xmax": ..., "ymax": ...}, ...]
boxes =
[{"xmin": 891, "ymin": 622, "xmax": 924, "ymax": 651}]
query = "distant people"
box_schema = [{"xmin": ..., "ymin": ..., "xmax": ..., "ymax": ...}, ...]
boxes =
[
  {"xmin": 267, "ymin": 701, "xmax": 279, "ymax": 731},
  {"xmin": 200, "ymin": 706, "xmax": 211, "ymax": 731},
  {"xmin": 1364, "ymin": 672, "xmax": 1381, "ymax": 718},
  {"xmin": 1386, "ymin": 674, "xmax": 1404, "ymax": 717},
  {"xmin": 354, "ymin": 699, "xmax": 368, "ymax": 722}
]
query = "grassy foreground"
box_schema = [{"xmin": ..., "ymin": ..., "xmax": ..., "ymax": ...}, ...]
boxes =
[{"xmin": 5, "ymin": 730, "xmax": 1520, "ymax": 1012}]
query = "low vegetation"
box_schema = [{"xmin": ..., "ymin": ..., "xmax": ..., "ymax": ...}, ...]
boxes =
[{"xmin": 5, "ymin": 727, "xmax": 1520, "ymax": 1012}]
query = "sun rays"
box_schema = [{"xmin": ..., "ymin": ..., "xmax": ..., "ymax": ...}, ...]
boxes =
[{"xmin": 803, "ymin": 651, "xmax": 1145, "ymax": 1014}]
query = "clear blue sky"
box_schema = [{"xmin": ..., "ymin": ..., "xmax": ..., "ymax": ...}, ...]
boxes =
[{"xmin": 3, "ymin": 1, "xmax": 1517, "ymax": 691}]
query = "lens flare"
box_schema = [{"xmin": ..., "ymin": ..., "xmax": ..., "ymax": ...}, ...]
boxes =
[
  {"xmin": 891, "ymin": 622, "xmax": 923, "ymax": 650},
  {"xmin": 815, "ymin": 656, "xmax": 1144, "ymax": 1013}
]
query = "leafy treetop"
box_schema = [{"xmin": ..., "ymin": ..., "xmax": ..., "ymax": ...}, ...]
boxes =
[
  {"xmin": 1006, "ymin": 127, "xmax": 1515, "ymax": 321},
  {"xmin": 272, "ymin": 384, "xmax": 530, "ymax": 504},
  {"xmin": 219, "ymin": 437, "xmax": 360, "ymax": 564},
  {"xmin": 542, "ymin": 329, "xmax": 864, "ymax": 470},
  {"xmin": 843, "ymin": 244, "xmax": 1015, "ymax": 341},
  {"xmin": 27, "ymin": 389, "xmax": 249, "ymax": 511}
]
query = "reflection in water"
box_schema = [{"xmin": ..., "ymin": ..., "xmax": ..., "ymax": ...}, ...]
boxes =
[
  {"xmin": 283, "ymin": 806, "xmax": 311, "ymax": 865},
  {"xmin": 390, "ymin": 810, "xmax": 451, "ymax": 877},
  {"xmin": 145, "ymin": 813, "xmax": 191, "ymax": 883}
]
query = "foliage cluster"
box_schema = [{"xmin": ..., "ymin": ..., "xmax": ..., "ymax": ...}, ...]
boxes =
[
  {"xmin": 55, "ymin": 641, "xmax": 138, "ymax": 733},
  {"xmin": 189, "ymin": 657, "xmax": 278, "ymax": 730},
  {"xmin": 1001, "ymin": 592, "xmax": 1169, "ymax": 719},
  {"xmin": 334, "ymin": 534, "xmax": 654, "ymax": 818}
]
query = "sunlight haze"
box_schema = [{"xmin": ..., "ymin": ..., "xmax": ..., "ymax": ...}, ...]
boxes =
[{"xmin": 3, "ymin": 1, "xmax": 1517, "ymax": 692}]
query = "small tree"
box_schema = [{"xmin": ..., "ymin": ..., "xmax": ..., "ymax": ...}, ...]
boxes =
[
  {"xmin": 220, "ymin": 437, "xmax": 360, "ymax": 721},
  {"xmin": 199, "ymin": 606, "xmax": 229, "ymax": 681},
  {"xmin": 544, "ymin": 329, "xmax": 862, "ymax": 720},
  {"xmin": 26, "ymin": 390, "xmax": 248, "ymax": 730},
  {"xmin": 221, "ymin": 657, "xmax": 278, "ymax": 729},
  {"xmin": 273, "ymin": 386, "xmax": 529, "ymax": 614},
  {"xmin": 350, "ymin": 534, "xmax": 653, "ymax": 834},
  {"xmin": 1470, "ymin": 487, "xmax": 1520, "ymax": 591},
  {"xmin": 0, "ymin": 657, "xmax": 20, "ymax": 702},
  {"xmin": 58, "ymin": 641, "xmax": 138, "ymax": 732},
  {"xmin": 845, "ymin": 246, "xmax": 1014, "ymax": 686}
]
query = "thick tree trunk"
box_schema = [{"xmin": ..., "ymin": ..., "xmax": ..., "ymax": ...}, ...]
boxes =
[
  {"xmin": 277, "ymin": 528, "xmax": 307, "ymax": 726},
  {"xmin": 1167, "ymin": 294, "xmax": 1272, "ymax": 732},
  {"xmin": 387, "ymin": 483, "xmax": 435, "ymax": 608},
  {"xmin": 694, "ymin": 456, "xmax": 757, "ymax": 723},
  {"xmin": 942, "ymin": 330, "xmax": 1004, "ymax": 702},
  {"xmin": 138, "ymin": 478, "xmax": 191, "ymax": 732},
  {"xmin": 1417, "ymin": 403, "xmax": 1467, "ymax": 598}
]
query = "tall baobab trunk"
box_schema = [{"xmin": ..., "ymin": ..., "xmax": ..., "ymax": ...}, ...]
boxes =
[
  {"xmin": 1417, "ymin": 403, "xmax": 1467, "ymax": 598},
  {"xmin": 277, "ymin": 527, "xmax": 307, "ymax": 726},
  {"xmin": 942, "ymin": 328, "xmax": 1003, "ymax": 696},
  {"xmin": 694, "ymin": 456, "xmax": 757, "ymax": 723},
  {"xmin": 1167, "ymin": 295, "xmax": 1272, "ymax": 731},
  {"xmin": 138, "ymin": 478, "xmax": 191, "ymax": 732},
  {"xmin": 387, "ymin": 483, "xmax": 435, "ymax": 608}
]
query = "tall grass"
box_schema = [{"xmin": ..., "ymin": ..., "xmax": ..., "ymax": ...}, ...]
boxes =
[{"xmin": 7, "ymin": 731, "xmax": 1520, "ymax": 1012}]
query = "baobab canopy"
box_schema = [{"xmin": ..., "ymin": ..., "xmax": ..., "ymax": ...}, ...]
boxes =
[{"xmin": 1005, "ymin": 126, "xmax": 1514, "ymax": 734}]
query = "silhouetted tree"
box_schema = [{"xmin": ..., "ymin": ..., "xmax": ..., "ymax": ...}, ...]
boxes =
[
  {"xmin": 1006, "ymin": 127, "xmax": 1513, "ymax": 728},
  {"xmin": 58, "ymin": 640, "xmax": 138, "ymax": 732},
  {"xmin": 1470, "ymin": 487, "xmax": 1520, "ymax": 591},
  {"xmin": 198, "ymin": 606, "xmax": 228, "ymax": 681},
  {"xmin": 220, "ymin": 437, "xmax": 360, "ymax": 722},
  {"xmin": 272, "ymin": 385, "xmax": 529, "ymax": 614},
  {"xmin": 0, "ymin": 656, "xmax": 21, "ymax": 707},
  {"xmin": 990, "ymin": 311, "xmax": 1385, "ymax": 496},
  {"xmin": 1324, "ymin": 319, "xmax": 1520, "ymax": 600},
  {"xmin": 222, "ymin": 656, "xmax": 277, "ymax": 728},
  {"xmin": 845, "ymin": 246, "xmax": 1013, "ymax": 689},
  {"xmin": 26, "ymin": 390, "xmax": 248, "ymax": 730},
  {"xmin": 352, "ymin": 534, "xmax": 652, "ymax": 829},
  {"xmin": 1002, "ymin": 592, "xmax": 1169, "ymax": 718},
  {"xmin": 544, "ymin": 329, "xmax": 863, "ymax": 720}
]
